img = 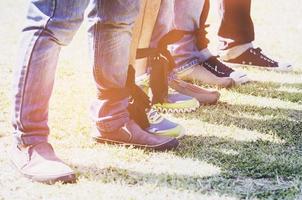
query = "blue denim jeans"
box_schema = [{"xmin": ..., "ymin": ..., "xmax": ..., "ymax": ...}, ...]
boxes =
[
  {"xmin": 152, "ymin": 0, "xmax": 254, "ymax": 68},
  {"xmin": 151, "ymin": 0, "xmax": 212, "ymax": 74},
  {"xmin": 12, "ymin": 0, "xmax": 140, "ymax": 145}
]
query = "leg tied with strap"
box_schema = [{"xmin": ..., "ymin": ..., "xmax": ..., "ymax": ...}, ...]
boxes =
[{"xmin": 98, "ymin": 65, "xmax": 151, "ymax": 129}]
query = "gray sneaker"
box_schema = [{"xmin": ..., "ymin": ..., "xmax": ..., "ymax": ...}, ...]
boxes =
[{"xmin": 11, "ymin": 142, "xmax": 76, "ymax": 184}]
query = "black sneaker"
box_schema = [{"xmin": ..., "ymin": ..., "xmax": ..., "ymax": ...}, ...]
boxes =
[
  {"xmin": 224, "ymin": 47, "xmax": 292, "ymax": 72},
  {"xmin": 202, "ymin": 56, "xmax": 250, "ymax": 85}
]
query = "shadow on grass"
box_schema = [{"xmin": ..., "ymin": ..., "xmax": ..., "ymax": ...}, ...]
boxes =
[
  {"xmin": 177, "ymin": 136, "xmax": 302, "ymax": 179},
  {"xmin": 176, "ymin": 102, "xmax": 302, "ymax": 144},
  {"xmin": 229, "ymin": 82, "xmax": 302, "ymax": 104},
  {"xmin": 69, "ymin": 86, "xmax": 302, "ymax": 199},
  {"xmin": 72, "ymin": 136, "xmax": 301, "ymax": 199}
]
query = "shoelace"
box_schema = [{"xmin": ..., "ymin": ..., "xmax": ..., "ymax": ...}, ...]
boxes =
[
  {"xmin": 147, "ymin": 109, "xmax": 162, "ymax": 123},
  {"xmin": 203, "ymin": 56, "xmax": 233, "ymax": 75},
  {"xmin": 250, "ymin": 48, "xmax": 277, "ymax": 65}
]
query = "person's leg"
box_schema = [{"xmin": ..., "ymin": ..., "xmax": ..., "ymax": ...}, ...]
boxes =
[
  {"xmin": 168, "ymin": 0, "xmax": 249, "ymax": 86},
  {"xmin": 126, "ymin": 0, "xmax": 185, "ymax": 138},
  {"xmin": 150, "ymin": 0, "xmax": 240, "ymax": 87},
  {"xmin": 11, "ymin": 0, "xmax": 89, "ymax": 183},
  {"xmin": 150, "ymin": 0, "xmax": 211, "ymax": 65},
  {"xmin": 131, "ymin": 0, "xmax": 161, "ymax": 76},
  {"xmin": 148, "ymin": 0, "xmax": 224, "ymax": 102},
  {"xmin": 172, "ymin": 0, "xmax": 212, "ymax": 65},
  {"xmin": 218, "ymin": 0, "xmax": 292, "ymax": 71},
  {"xmin": 218, "ymin": 0, "xmax": 254, "ymax": 58},
  {"xmin": 131, "ymin": 0, "xmax": 201, "ymax": 113},
  {"xmin": 149, "ymin": 0, "xmax": 174, "ymax": 50},
  {"xmin": 88, "ymin": 0, "xmax": 179, "ymax": 150}
]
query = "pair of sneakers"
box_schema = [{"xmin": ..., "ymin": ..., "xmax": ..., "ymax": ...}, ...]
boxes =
[
  {"xmin": 137, "ymin": 73, "xmax": 220, "ymax": 113},
  {"xmin": 10, "ymin": 91, "xmax": 202, "ymax": 184},
  {"xmin": 197, "ymin": 47, "xmax": 292, "ymax": 87},
  {"xmin": 11, "ymin": 66, "xmax": 220, "ymax": 184},
  {"xmin": 10, "ymin": 112, "xmax": 182, "ymax": 184}
]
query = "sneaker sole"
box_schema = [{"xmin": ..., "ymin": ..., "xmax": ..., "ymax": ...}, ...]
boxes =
[
  {"xmin": 150, "ymin": 125, "xmax": 186, "ymax": 139},
  {"xmin": 224, "ymin": 62, "xmax": 293, "ymax": 72},
  {"xmin": 231, "ymin": 74, "xmax": 251, "ymax": 85},
  {"xmin": 153, "ymin": 98, "xmax": 200, "ymax": 113},
  {"xmin": 93, "ymin": 136, "xmax": 179, "ymax": 151},
  {"xmin": 154, "ymin": 106, "xmax": 199, "ymax": 114}
]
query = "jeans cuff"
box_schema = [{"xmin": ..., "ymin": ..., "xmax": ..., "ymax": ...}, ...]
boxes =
[
  {"xmin": 14, "ymin": 133, "xmax": 48, "ymax": 146},
  {"xmin": 94, "ymin": 111, "xmax": 130, "ymax": 132},
  {"xmin": 173, "ymin": 59, "xmax": 200, "ymax": 76}
]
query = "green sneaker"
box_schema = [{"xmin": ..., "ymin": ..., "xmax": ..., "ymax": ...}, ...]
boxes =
[
  {"xmin": 137, "ymin": 74, "xmax": 200, "ymax": 113},
  {"xmin": 146, "ymin": 109, "xmax": 185, "ymax": 138},
  {"xmin": 153, "ymin": 90, "xmax": 200, "ymax": 113}
]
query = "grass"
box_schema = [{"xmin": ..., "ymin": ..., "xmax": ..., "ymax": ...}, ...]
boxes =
[{"xmin": 0, "ymin": 0, "xmax": 302, "ymax": 199}]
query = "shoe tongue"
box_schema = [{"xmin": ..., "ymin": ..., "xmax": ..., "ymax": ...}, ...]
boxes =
[
  {"xmin": 207, "ymin": 56, "xmax": 223, "ymax": 66},
  {"xmin": 206, "ymin": 56, "xmax": 234, "ymax": 74},
  {"xmin": 206, "ymin": 56, "xmax": 218, "ymax": 63}
]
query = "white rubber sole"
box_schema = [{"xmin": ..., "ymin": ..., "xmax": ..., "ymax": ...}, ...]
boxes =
[
  {"xmin": 154, "ymin": 105, "xmax": 199, "ymax": 114},
  {"xmin": 223, "ymin": 62, "xmax": 293, "ymax": 72},
  {"xmin": 229, "ymin": 71, "xmax": 251, "ymax": 85}
]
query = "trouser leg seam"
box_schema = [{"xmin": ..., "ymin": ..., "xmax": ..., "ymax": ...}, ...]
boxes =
[{"xmin": 16, "ymin": 0, "xmax": 57, "ymax": 132}]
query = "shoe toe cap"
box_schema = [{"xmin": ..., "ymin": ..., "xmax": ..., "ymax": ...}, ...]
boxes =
[
  {"xmin": 230, "ymin": 71, "xmax": 250, "ymax": 84},
  {"xmin": 277, "ymin": 62, "xmax": 293, "ymax": 71},
  {"xmin": 23, "ymin": 160, "xmax": 75, "ymax": 182}
]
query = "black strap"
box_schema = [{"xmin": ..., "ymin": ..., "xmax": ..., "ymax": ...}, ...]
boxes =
[
  {"xmin": 136, "ymin": 30, "xmax": 194, "ymax": 105},
  {"xmin": 136, "ymin": 30, "xmax": 194, "ymax": 70},
  {"xmin": 126, "ymin": 65, "xmax": 151, "ymax": 129},
  {"xmin": 132, "ymin": 0, "xmax": 210, "ymax": 106},
  {"xmin": 98, "ymin": 88, "xmax": 130, "ymax": 102},
  {"xmin": 98, "ymin": 65, "xmax": 151, "ymax": 129},
  {"xmin": 149, "ymin": 55, "xmax": 169, "ymax": 104}
]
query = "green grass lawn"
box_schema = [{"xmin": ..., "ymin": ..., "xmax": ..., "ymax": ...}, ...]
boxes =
[{"xmin": 0, "ymin": 1, "xmax": 301, "ymax": 199}]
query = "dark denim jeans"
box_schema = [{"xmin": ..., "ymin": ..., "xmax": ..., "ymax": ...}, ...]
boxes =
[
  {"xmin": 12, "ymin": 0, "xmax": 140, "ymax": 145},
  {"xmin": 218, "ymin": 0, "xmax": 254, "ymax": 50}
]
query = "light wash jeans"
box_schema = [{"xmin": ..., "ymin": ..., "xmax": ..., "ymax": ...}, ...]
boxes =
[
  {"xmin": 12, "ymin": 0, "xmax": 140, "ymax": 145},
  {"xmin": 151, "ymin": 0, "xmax": 212, "ymax": 74}
]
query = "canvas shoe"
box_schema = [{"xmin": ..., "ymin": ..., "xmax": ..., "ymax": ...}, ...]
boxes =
[
  {"xmin": 11, "ymin": 142, "xmax": 76, "ymax": 184},
  {"xmin": 146, "ymin": 109, "xmax": 185, "ymax": 138},
  {"xmin": 223, "ymin": 47, "xmax": 292, "ymax": 72},
  {"xmin": 202, "ymin": 56, "xmax": 250, "ymax": 85},
  {"xmin": 177, "ymin": 64, "xmax": 235, "ymax": 88}
]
